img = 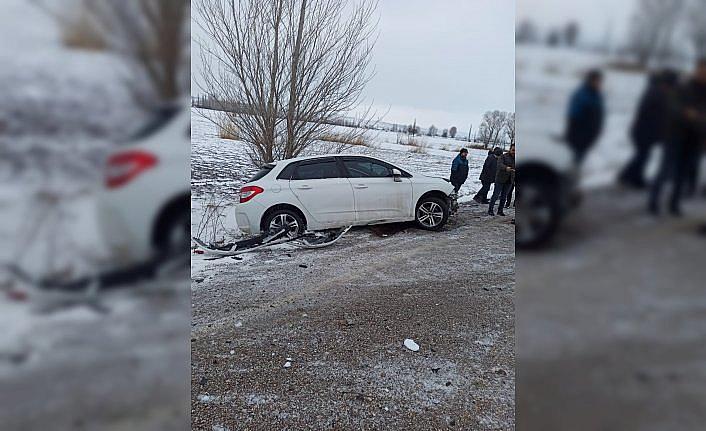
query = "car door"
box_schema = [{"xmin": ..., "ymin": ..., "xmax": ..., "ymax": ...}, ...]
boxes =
[
  {"xmin": 341, "ymin": 157, "xmax": 413, "ymax": 223},
  {"xmin": 288, "ymin": 158, "xmax": 356, "ymax": 226}
]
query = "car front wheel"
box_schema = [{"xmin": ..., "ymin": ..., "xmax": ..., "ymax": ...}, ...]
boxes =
[
  {"xmin": 415, "ymin": 197, "xmax": 449, "ymax": 231},
  {"xmin": 515, "ymin": 177, "xmax": 561, "ymax": 249}
]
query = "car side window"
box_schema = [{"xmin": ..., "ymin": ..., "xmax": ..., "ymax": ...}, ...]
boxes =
[
  {"xmin": 343, "ymin": 159, "xmax": 393, "ymax": 178},
  {"xmin": 291, "ymin": 160, "xmax": 341, "ymax": 180}
]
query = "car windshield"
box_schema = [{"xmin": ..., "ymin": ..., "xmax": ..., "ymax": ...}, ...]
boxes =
[{"xmin": 247, "ymin": 164, "xmax": 275, "ymax": 183}]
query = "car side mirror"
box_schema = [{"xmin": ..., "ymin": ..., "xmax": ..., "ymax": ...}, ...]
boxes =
[{"xmin": 392, "ymin": 168, "xmax": 402, "ymax": 182}]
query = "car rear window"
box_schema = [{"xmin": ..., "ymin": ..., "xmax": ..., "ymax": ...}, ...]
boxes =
[
  {"xmin": 292, "ymin": 160, "xmax": 341, "ymax": 180},
  {"xmin": 247, "ymin": 164, "xmax": 275, "ymax": 183}
]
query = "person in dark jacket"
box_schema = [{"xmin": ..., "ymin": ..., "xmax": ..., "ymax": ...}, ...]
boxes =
[
  {"xmin": 488, "ymin": 144, "xmax": 515, "ymax": 216},
  {"xmin": 473, "ymin": 147, "xmax": 502, "ymax": 204},
  {"xmin": 565, "ymin": 70, "xmax": 605, "ymax": 165},
  {"xmin": 450, "ymin": 148, "xmax": 470, "ymax": 193},
  {"xmin": 649, "ymin": 59, "xmax": 706, "ymax": 216},
  {"xmin": 619, "ymin": 70, "xmax": 678, "ymax": 188}
]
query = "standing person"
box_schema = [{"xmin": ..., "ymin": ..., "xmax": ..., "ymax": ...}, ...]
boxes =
[
  {"xmin": 565, "ymin": 69, "xmax": 605, "ymax": 165},
  {"xmin": 450, "ymin": 148, "xmax": 470, "ymax": 194},
  {"xmin": 489, "ymin": 144, "xmax": 515, "ymax": 216},
  {"xmin": 473, "ymin": 147, "xmax": 502, "ymax": 204},
  {"xmin": 648, "ymin": 58, "xmax": 706, "ymax": 216},
  {"xmin": 619, "ymin": 70, "xmax": 678, "ymax": 189}
]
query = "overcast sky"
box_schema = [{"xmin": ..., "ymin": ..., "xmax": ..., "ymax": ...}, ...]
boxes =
[{"xmin": 192, "ymin": 0, "xmax": 515, "ymax": 133}]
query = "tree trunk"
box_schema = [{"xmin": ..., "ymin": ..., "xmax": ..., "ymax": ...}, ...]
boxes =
[{"xmin": 286, "ymin": 0, "xmax": 307, "ymax": 158}]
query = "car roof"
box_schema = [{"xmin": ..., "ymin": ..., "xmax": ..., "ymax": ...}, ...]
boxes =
[{"xmin": 276, "ymin": 154, "xmax": 384, "ymax": 164}]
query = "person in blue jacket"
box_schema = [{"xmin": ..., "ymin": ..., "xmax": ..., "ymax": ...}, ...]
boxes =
[
  {"xmin": 565, "ymin": 69, "xmax": 605, "ymax": 165},
  {"xmin": 450, "ymin": 148, "xmax": 470, "ymax": 193}
]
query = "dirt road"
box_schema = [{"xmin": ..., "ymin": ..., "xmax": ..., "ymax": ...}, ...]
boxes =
[
  {"xmin": 191, "ymin": 203, "xmax": 516, "ymax": 430},
  {"xmin": 517, "ymin": 186, "xmax": 706, "ymax": 431}
]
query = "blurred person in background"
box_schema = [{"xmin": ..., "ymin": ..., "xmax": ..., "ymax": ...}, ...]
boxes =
[
  {"xmin": 683, "ymin": 59, "xmax": 706, "ymax": 198},
  {"xmin": 619, "ymin": 69, "xmax": 679, "ymax": 189},
  {"xmin": 488, "ymin": 144, "xmax": 515, "ymax": 216},
  {"xmin": 648, "ymin": 58, "xmax": 706, "ymax": 217},
  {"xmin": 450, "ymin": 148, "xmax": 470, "ymax": 194},
  {"xmin": 565, "ymin": 69, "xmax": 605, "ymax": 165},
  {"xmin": 473, "ymin": 146, "xmax": 502, "ymax": 204}
]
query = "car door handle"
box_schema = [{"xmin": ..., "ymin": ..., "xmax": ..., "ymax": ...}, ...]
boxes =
[
  {"xmin": 295, "ymin": 185, "xmax": 313, "ymax": 190},
  {"xmin": 353, "ymin": 184, "xmax": 368, "ymax": 189}
]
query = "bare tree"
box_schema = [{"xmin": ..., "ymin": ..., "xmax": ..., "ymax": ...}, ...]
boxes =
[
  {"xmin": 449, "ymin": 126, "xmax": 457, "ymax": 139},
  {"xmin": 563, "ymin": 21, "xmax": 580, "ymax": 47},
  {"xmin": 441, "ymin": 129, "xmax": 448, "ymax": 138},
  {"xmin": 503, "ymin": 113, "xmax": 515, "ymax": 147},
  {"xmin": 627, "ymin": 0, "xmax": 686, "ymax": 68},
  {"xmin": 83, "ymin": 0, "xmax": 190, "ymax": 110},
  {"xmin": 516, "ymin": 19, "xmax": 539, "ymax": 44},
  {"xmin": 427, "ymin": 125, "xmax": 438, "ymax": 137},
  {"xmin": 478, "ymin": 110, "xmax": 508, "ymax": 149},
  {"xmin": 195, "ymin": 0, "xmax": 379, "ymax": 166}
]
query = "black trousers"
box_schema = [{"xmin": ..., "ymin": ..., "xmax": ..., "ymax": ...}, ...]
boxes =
[
  {"xmin": 648, "ymin": 142, "xmax": 686, "ymax": 212},
  {"xmin": 620, "ymin": 137, "xmax": 655, "ymax": 186},
  {"xmin": 474, "ymin": 181, "xmax": 492, "ymax": 201},
  {"xmin": 489, "ymin": 182, "xmax": 512, "ymax": 213}
]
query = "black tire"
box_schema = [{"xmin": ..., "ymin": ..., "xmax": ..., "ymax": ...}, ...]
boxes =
[
  {"xmin": 154, "ymin": 208, "xmax": 190, "ymax": 259},
  {"xmin": 515, "ymin": 177, "xmax": 561, "ymax": 249},
  {"xmin": 415, "ymin": 196, "xmax": 450, "ymax": 231},
  {"xmin": 262, "ymin": 208, "xmax": 306, "ymax": 237}
]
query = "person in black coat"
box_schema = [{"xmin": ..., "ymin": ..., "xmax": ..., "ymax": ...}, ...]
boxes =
[
  {"xmin": 649, "ymin": 59, "xmax": 706, "ymax": 216},
  {"xmin": 473, "ymin": 147, "xmax": 502, "ymax": 204},
  {"xmin": 488, "ymin": 145, "xmax": 515, "ymax": 216},
  {"xmin": 450, "ymin": 148, "xmax": 470, "ymax": 193},
  {"xmin": 619, "ymin": 70, "xmax": 678, "ymax": 188},
  {"xmin": 565, "ymin": 70, "xmax": 605, "ymax": 165}
]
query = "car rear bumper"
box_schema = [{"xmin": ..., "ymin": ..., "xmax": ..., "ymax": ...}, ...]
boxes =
[{"xmin": 235, "ymin": 201, "xmax": 266, "ymax": 235}]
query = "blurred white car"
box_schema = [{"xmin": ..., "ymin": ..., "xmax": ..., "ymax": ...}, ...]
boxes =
[
  {"xmin": 95, "ymin": 107, "xmax": 190, "ymax": 266},
  {"xmin": 236, "ymin": 155, "xmax": 457, "ymax": 235}
]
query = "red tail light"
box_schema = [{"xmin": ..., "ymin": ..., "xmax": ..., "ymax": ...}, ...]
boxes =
[
  {"xmin": 105, "ymin": 150, "xmax": 158, "ymax": 188},
  {"xmin": 240, "ymin": 186, "xmax": 264, "ymax": 203}
]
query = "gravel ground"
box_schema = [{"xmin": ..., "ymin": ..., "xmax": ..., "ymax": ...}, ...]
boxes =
[
  {"xmin": 517, "ymin": 186, "xmax": 706, "ymax": 431},
  {"xmin": 191, "ymin": 202, "xmax": 516, "ymax": 430}
]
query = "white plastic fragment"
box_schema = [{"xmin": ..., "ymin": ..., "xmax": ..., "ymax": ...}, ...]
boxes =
[
  {"xmin": 404, "ymin": 339, "xmax": 420, "ymax": 352},
  {"xmin": 283, "ymin": 361, "xmax": 292, "ymax": 368}
]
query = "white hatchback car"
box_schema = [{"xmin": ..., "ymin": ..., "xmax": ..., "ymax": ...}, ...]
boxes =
[
  {"xmin": 235, "ymin": 155, "xmax": 457, "ymax": 236},
  {"xmin": 95, "ymin": 107, "xmax": 190, "ymax": 267}
]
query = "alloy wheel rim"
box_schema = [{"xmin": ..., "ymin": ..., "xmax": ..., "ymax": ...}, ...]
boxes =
[
  {"xmin": 270, "ymin": 213, "xmax": 300, "ymax": 237},
  {"xmin": 515, "ymin": 186, "xmax": 552, "ymax": 244},
  {"xmin": 418, "ymin": 201, "xmax": 444, "ymax": 228}
]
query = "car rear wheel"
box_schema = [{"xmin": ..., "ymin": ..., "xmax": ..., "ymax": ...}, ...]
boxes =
[
  {"xmin": 515, "ymin": 177, "xmax": 561, "ymax": 249},
  {"xmin": 264, "ymin": 209, "xmax": 306, "ymax": 238},
  {"xmin": 155, "ymin": 210, "xmax": 190, "ymax": 259},
  {"xmin": 415, "ymin": 197, "xmax": 449, "ymax": 231}
]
